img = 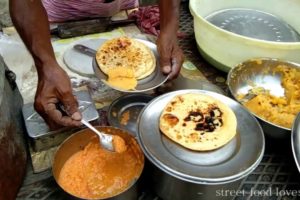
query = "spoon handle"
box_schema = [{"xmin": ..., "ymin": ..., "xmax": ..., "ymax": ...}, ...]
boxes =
[
  {"xmin": 81, "ymin": 119, "xmax": 103, "ymax": 139},
  {"xmin": 73, "ymin": 44, "xmax": 96, "ymax": 57}
]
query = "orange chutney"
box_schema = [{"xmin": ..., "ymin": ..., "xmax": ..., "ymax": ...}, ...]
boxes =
[{"xmin": 58, "ymin": 136, "xmax": 144, "ymax": 199}]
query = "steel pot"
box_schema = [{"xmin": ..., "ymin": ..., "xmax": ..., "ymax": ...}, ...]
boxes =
[
  {"xmin": 137, "ymin": 90, "xmax": 265, "ymax": 200},
  {"xmin": 52, "ymin": 126, "xmax": 144, "ymax": 200},
  {"xmin": 151, "ymin": 166, "xmax": 242, "ymax": 200}
]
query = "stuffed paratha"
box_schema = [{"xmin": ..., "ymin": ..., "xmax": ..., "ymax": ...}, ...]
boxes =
[
  {"xmin": 159, "ymin": 93, "xmax": 237, "ymax": 151},
  {"xmin": 96, "ymin": 37, "xmax": 156, "ymax": 80}
]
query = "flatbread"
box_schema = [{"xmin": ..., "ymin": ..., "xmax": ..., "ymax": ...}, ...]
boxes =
[
  {"xmin": 96, "ymin": 37, "xmax": 156, "ymax": 80},
  {"xmin": 159, "ymin": 93, "xmax": 237, "ymax": 151}
]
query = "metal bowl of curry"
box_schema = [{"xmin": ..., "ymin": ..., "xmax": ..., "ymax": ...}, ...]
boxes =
[
  {"xmin": 227, "ymin": 58, "xmax": 300, "ymax": 138},
  {"xmin": 52, "ymin": 126, "xmax": 144, "ymax": 200}
]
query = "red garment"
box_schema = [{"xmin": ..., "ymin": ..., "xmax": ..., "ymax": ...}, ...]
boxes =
[{"xmin": 129, "ymin": 6, "xmax": 160, "ymax": 36}]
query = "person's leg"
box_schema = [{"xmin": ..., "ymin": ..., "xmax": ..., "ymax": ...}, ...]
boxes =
[{"xmin": 0, "ymin": 55, "xmax": 27, "ymax": 200}]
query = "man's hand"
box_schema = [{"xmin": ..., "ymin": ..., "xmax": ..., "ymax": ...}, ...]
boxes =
[
  {"xmin": 157, "ymin": 31, "xmax": 184, "ymax": 80},
  {"xmin": 34, "ymin": 63, "xmax": 82, "ymax": 130},
  {"xmin": 158, "ymin": 0, "xmax": 183, "ymax": 80},
  {"xmin": 10, "ymin": 0, "xmax": 82, "ymax": 129}
]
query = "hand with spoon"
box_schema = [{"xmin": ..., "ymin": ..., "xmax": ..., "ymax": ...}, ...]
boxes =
[{"xmin": 58, "ymin": 104, "xmax": 127, "ymax": 153}]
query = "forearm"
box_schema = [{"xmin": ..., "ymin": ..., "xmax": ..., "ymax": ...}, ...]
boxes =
[
  {"xmin": 159, "ymin": 0, "xmax": 180, "ymax": 33},
  {"xmin": 9, "ymin": 0, "xmax": 57, "ymax": 75}
]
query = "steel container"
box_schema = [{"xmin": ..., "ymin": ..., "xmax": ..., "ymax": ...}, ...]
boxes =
[
  {"xmin": 137, "ymin": 90, "xmax": 265, "ymax": 200},
  {"xmin": 52, "ymin": 126, "xmax": 144, "ymax": 200}
]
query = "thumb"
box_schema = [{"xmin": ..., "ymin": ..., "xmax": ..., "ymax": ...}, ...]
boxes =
[
  {"xmin": 60, "ymin": 93, "xmax": 82, "ymax": 120},
  {"xmin": 160, "ymin": 53, "xmax": 172, "ymax": 74}
]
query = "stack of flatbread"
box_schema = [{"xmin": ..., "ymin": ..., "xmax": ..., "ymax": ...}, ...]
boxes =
[
  {"xmin": 96, "ymin": 37, "xmax": 156, "ymax": 90},
  {"xmin": 159, "ymin": 93, "xmax": 237, "ymax": 151}
]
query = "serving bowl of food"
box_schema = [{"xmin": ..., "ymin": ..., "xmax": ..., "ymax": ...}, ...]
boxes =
[
  {"xmin": 227, "ymin": 58, "xmax": 300, "ymax": 138},
  {"xmin": 189, "ymin": 0, "xmax": 300, "ymax": 72},
  {"xmin": 52, "ymin": 126, "xmax": 144, "ymax": 200}
]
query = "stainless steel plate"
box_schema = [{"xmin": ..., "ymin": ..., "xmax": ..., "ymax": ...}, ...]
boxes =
[
  {"xmin": 108, "ymin": 93, "xmax": 154, "ymax": 136},
  {"xmin": 63, "ymin": 38, "xmax": 103, "ymax": 77},
  {"xmin": 92, "ymin": 39, "xmax": 169, "ymax": 93},
  {"xmin": 138, "ymin": 89, "xmax": 265, "ymax": 184},
  {"xmin": 205, "ymin": 8, "xmax": 300, "ymax": 42},
  {"xmin": 292, "ymin": 113, "xmax": 300, "ymax": 173}
]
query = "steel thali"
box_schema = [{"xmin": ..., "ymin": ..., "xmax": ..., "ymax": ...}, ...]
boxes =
[{"xmin": 137, "ymin": 89, "xmax": 265, "ymax": 184}]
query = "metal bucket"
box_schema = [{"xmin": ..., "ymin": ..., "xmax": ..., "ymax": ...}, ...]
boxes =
[{"xmin": 52, "ymin": 126, "xmax": 144, "ymax": 200}]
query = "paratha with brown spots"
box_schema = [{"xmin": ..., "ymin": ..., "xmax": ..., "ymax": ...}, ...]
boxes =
[
  {"xmin": 159, "ymin": 93, "xmax": 237, "ymax": 151},
  {"xmin": 96, "ymin": 37, "xmax": 155, "ymax": 80}
]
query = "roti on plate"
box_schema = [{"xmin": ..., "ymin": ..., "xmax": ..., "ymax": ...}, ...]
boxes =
[
  {"xmin": 159, "ymin": 93, "xmax": 237, "ymax": 151},
  {"xmin": 96, "ymin": 37, "xmax": 156, "ymax": 80}
]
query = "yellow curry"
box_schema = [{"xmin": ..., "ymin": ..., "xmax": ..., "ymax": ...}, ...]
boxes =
[{"xmin": 240, "ymin": 65, "xmax": 300, "ymax": 129}]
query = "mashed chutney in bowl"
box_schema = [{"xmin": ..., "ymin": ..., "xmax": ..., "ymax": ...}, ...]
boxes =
[{"xmin": 52, "ymin": 127, "xmax": 144, "ymax": 199}]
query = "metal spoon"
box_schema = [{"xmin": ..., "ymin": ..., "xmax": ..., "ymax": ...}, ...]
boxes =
[
  {"xmin": 81, "ymin": 119, "xmax": 115, "ymax": 152},
  {"xmin": 239, "ymin": 87, "xmax": 267, "ymax": 103}
]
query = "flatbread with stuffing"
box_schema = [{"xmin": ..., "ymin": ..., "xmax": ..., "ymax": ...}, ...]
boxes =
[
  {"xmin": 159, "ymin": 93, "xmax": 237, "ymax": 151},
  {"xmin": 96, "ymin": 37, "xmax": 156, "ymax": 80}
]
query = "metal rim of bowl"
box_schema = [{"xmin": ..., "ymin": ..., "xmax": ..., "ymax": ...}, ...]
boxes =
[
  {"xmin": 227, "ymin": 57, "xmax": 300, "ymax": 132},
  {"xmin": 292, "ymin": 113, "xmax": 300, "ymax": 173},
  {"xmin": 52, "ymin": 126, "xmax": 145, "ymax": 200},
  {"xmin": 189, "ymin": 0, "xmax": 300, "ymax": 47}
]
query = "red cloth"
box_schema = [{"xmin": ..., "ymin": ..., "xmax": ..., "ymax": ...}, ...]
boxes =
[{"xmin": 129, "ymin": 6, "xmax": 160, "ymax": 36}]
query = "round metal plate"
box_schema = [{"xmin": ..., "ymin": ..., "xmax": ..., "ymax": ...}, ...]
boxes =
[
  {"xmin": 292, "ymin": 113, "xmax": 300, "ymax": 173},
  {"xmin": 63, "ymin": 38, "xmax": 103, "ymax": 77},
  {"xmin": 205, "ymin": 8, "xmax": 300, "ymax": 42},
  {"xmin": 92, "ymin": 39, "xmax": 169, "ymax": 93},
  {"xmin": 108, "ymin": 94, "xmax": 154, "ymax": 136},
  {"xmin": 137, "ymin": 89, "xmax": 265, "ymax": 184}
]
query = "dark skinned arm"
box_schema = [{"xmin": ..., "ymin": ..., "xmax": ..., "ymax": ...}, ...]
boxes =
[
  {"xmin": 9, "ymin": 0, "xmax": 82, "ymax": 129},
  {"xmin": 157, "ymin": 0, "xmax": 184, "ymax": 79}
]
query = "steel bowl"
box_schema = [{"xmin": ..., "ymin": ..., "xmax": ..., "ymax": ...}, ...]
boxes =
[
  {"xmin": 227, "ymin": 58, "xmax": 300, "ymax": 139},
  {"xmin": 52, "ymin": 126, "xmax": 144, "ymax": 200}
]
